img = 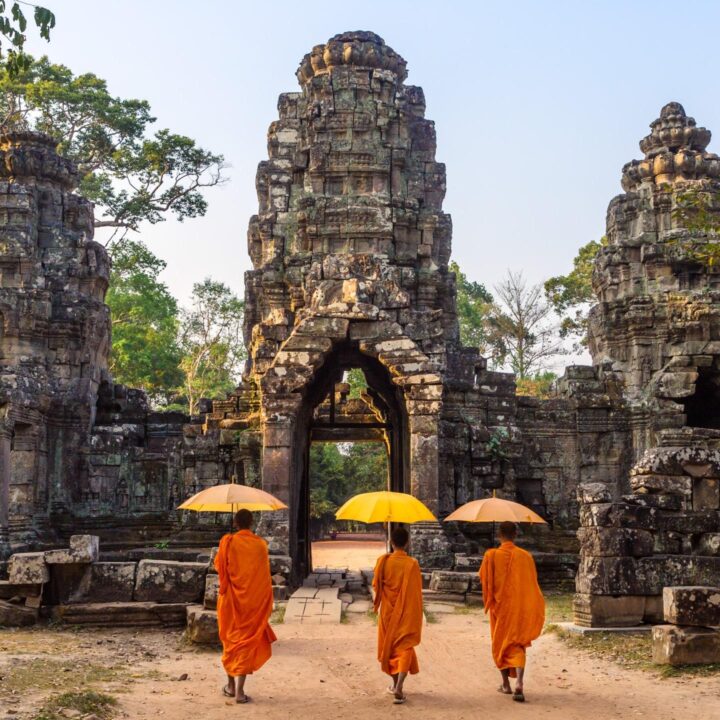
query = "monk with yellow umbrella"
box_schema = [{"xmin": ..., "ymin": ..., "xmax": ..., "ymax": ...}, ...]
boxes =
[
  {"xmin": 336, "ymin": 490, "xmax": 433, "ymax": 704},
  {"xmin": 178, "ymin": 482, "xmax": 286, "ymax": 704},
  {"xmin": 445, "ymin": 492, "xmax": 546, "ymax": 703}
]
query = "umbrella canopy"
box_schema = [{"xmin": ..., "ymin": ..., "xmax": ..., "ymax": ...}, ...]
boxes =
[
  {"xmin": 335, "ymin": 491, "xmax": 436, "ymax": 524},
  {"xmin": 178, "ymin": 483, "xmax": 287, "ymax": 513},
  {"xmin": 444, "ymin": 496, "xmax": 547, "ymax": 524}
]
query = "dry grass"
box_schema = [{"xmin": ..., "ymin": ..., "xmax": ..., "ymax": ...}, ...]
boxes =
[
  {"xmin": 546, "ymin": 625, "xmax": 720, "ymax": 678},
  {"xmin": 34, "ymin": 689, "xmax": 117, "ymax": 720}
]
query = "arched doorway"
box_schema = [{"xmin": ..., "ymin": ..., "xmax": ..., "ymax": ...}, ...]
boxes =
[{"xmin": 291, "ymin": 341, "xmax": 409, "ymax": 579}]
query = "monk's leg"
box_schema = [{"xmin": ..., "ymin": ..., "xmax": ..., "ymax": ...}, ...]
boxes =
[
  {"xmin": 389, "ymin": 673, "xmax": 398, "ymax": 691},
  {"xmin": 224, "ymin": 675, "xmax": 235, "ymax": 697},
  {"xmin": 394, "ymin": 671, "xmax": 408, "ymax": 700},
  {"xmin": 515, "ymin": 667, "xmax": 525, "ymax": 693},
  {"xmin": 235, "ymin": 674, "xmax": 249, "ymax": 703},
  {"xmin": 499, "ymin": 668, "xmax": 512, "ymax": 693}
]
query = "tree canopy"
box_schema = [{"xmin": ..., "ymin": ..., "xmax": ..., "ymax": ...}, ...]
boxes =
[
  {"xmin": 0, "ymin": 55, "xmax": 225, "ymax": 242},
  {"xmin": 0, "ymin": 2, "xmax": 54, "ymax": 76},
  {"xmin": 544, "ymin": 238, "xmax": 605, "ymax": 349},
  {"xmin": 450, "ymin": 260, "xmax": 494, "ymax": 352},
  {"xmin": 106, "ymin": 240, "xmax": 183, "ymax": 405}
]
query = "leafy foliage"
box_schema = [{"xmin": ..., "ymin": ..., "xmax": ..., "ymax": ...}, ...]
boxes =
[
  {"xmin": 450, "ymin": 260, "xmax": 494, "ymax": 351},
  {"xmin": 672, "ymin": 187, "xmax": 720, "ymax": 266},
  {"xmin": 0, "ymin": 2, "xmax": 54, "ymax": 77},
  {"xmin": 487, "ymin": 271, "xmax": 565, "ymax": 378},
  {"xmin": 544, "ymin": 238, "xmax": 605, "ymax": 349},
  {"xmin": 309, "ymin": 442, "xmax": 388, "ymax": 537},
  {"xmin": 516, "ymin": 370, "xmax": 557, "ymax": 398},
  {"xmin": 0, "ymin": 55, "xmax": 225, "ymax": 242},
  {"xmin": 106, "ymin": 239, "xmax": 183, "ymax": 404},
  {"xmin": 179, "ymin": 279, "xmax": 245, "ymax": 415}
]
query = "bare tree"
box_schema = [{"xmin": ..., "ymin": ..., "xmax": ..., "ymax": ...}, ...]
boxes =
[{"xmin": 488, "ymin": 271, "xmax": 565, "ymax": 378}]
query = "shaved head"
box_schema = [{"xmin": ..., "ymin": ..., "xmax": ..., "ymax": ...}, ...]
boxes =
[{"xmin": 498, "ymin": 521, "xmax": 517, "ymax": 541}]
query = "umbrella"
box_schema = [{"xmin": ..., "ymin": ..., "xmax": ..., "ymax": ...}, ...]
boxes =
[
  {"xmin": 335, "ymin": 490, "xmax": 436, "ymax": 549},
  {"xmin": 178, "ymin": 483, "xmax": 287, "ymax": 513},
  {"xmin": 443, "ymin": 492, "xmax": 546, "ymax": 545},
  {"xmin": 444, "ymin": 495, "xmax": 547, "ymax": 524}
]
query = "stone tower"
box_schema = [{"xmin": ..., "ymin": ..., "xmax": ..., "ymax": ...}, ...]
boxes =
[
  {"xmin": 590, "ymin": 102, "xmax": 720, "ymax": 459},
  {"xmin": 0, "ymin": 133, "xmax": 110, "ymax": 553}
]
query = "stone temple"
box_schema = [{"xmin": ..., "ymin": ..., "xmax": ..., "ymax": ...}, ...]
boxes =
[{"xmin": 0, "ymin": 33, "xmax": 719, "ymax": 623}]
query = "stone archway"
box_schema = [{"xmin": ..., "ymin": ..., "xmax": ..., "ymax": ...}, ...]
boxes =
[{"xmin": 259, "ymin": 314, "xmax": 443, "ymax": 581}]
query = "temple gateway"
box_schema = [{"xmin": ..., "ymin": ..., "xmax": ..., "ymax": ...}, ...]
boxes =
[{"xmin": 1, "ymin": 32, "xmax": 719, "ymax": 627}]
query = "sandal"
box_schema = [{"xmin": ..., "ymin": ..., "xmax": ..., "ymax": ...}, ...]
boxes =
[
  {"xmin": 498, "ymin": 686, "xmax": 512, "ymax": 695},
  {"xmin": 393, "ymin": 695, "xmax": 407, "ymax": 705},
  {"xmin": 513, "ymin": 690, "xmax": 525, "ymax": 703},
  {"xmin": 222, "ymin": 686, "xmax": 234, "ymax": 698},
  {"xmin": 236, "ymin": 695, "xmax": 251, "ymax": 704}
]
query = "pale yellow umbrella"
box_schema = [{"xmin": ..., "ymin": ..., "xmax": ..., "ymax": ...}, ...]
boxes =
[
  {"xmin": 178, "ymin": 483, "xmax": 287, "ymax": 531},
  {"xmin": 444, "ymin": 495, "xmax": 547, "ymax": 524},
  {"xmin": 444, "ymin": 493, "xmax": 546, "ymax": 546}
]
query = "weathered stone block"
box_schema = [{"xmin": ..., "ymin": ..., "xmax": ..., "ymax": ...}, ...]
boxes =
[
  {"xmin": 133, "ymin": 560, "xmax": 207, "ymax": 603},
  {"xmin": 429, "ymin": 570, "xmax": 470, "ymax": 593},
  {"xmin": 185, "ymin": 604, "xmax": 220, "ymax": 644},
  {"xmin": 204, "ymin": 573, "xmax": 219, "ymax": 610},
  {"xmin": 69, "ymin": 535, "xmax": 101, "ymax": 561},
  {"xmin": 652, "ymin": 624, "xmax": 720, "ymax": 665},
  {"xmin": 8, "ymin": 553, "xmax": 49, "ymax": 585},
  {"xmin": 0, "ymin": 580, "xmax": 41, "ymax": 600},
  {"xmin": 577, "ymin": 527, "xmax": 654, "ymax": 557},
  {"xmin": 577, "ymin": 483, "xmax": 612, "ymax": 504},
  {"xmin": 572, "ymin": 593, "xmax": 646, "ymax": 627},
  {"xmin": 693, "ymin": 477, "xmax": 720, "ymax": 511},
  {"xmin": 630, "ymin": 474, "xmax": 692, "ymax": 497},
  {"xmin": 643, "ymin": 595, "xmax": 664, "ymax": 624},
  {"xmin": 697, "ymin": 533, "xmax": 720, "ymax": 556},
  {"xmin": 0, "ymin": 599, "xmax": 37, "ymax": 627},
  {"xmin": 270, "ymin": 555, "xmax": 292, "ymax": 577},
  {"xmin": 663, "ymin": 586, "xmax": 720, "ymax": 628},
  {"xmin": 69, "ymin": 562, "xmax": 137, "ymax": 603}
]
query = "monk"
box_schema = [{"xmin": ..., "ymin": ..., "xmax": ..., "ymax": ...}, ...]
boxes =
[
  {"xmin": 372, "ymin": 525, "xmax": 424, "ymax": 705},
  {"xmin": 214, "ymin": 508, "xmax": 277, "ymax": 704},
  {"xmin": 479, "ymin": 520, "xmax": 545, "ymax": 702}
]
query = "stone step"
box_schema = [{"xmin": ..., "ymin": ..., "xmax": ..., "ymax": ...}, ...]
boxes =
[
  {"xmin": 284, "ymin": 585, "xmax": 342, "ymax": 624},
  {"xmin": 51, "ymin": 601, "xmax": 188, "ymax": 627}
]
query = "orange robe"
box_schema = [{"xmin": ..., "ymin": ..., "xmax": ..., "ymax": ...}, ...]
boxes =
[
  {"xmin": 479, "ymin": 541, "xmax": 545, "ymax": 677},
  {"xmin": 372, "ymin": 549, "xmax": 423, "ymax": 676},
  {"xmin": 214, "ymin": 529, "xmax": 277, "ymax": 676}
]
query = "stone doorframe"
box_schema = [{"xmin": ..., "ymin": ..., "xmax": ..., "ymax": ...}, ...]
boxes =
[{"xmin": 257, "ymin": 312, "xmax": 443, "ymax": 580}]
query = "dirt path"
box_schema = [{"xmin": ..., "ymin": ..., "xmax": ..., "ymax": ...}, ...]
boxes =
[
  {"xmin": 311, "ymin": 540, "xmax": 386, "ymax": 571},
  {"xmin": 3, "ymin": 611, "xmax": 712, "ymax": 720}
]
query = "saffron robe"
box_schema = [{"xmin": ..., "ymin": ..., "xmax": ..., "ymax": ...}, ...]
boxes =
[
  {"xmin": 479, "ymin": 541, "xmax": 545, "ymax": 677},
  {"xmin": 372, "ymin": 549, "xmax": 424, "ymax": 676},
  {"xmin": 214, "ymin": 529, "xmax": 277, "ymax": 676}
]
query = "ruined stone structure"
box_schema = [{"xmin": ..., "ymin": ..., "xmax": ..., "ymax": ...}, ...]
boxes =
[
  {"xmin": 1, "ymin": 35, "xmax": 718, "ymax": 614},
  {"xmin": 573, "ymin": 102, "xmax": 720, "ymax": 625},
  {"xmin": 0, "ymin": 133, "xmax": 111, "ymax": 552}
]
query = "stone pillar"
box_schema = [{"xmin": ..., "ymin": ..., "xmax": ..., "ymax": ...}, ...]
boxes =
[
  {"xmin": 0, "ymin": 427, "xmax": 11, "ymax": 553},
  {"xmin": 409, "ymin": 414, "xmax": 440, "ymax": 515}
]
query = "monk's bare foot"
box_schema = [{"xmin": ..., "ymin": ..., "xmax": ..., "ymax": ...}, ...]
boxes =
[
  {"xmin": 222, "ymin": 683, "xmax": 235, "ymax": 698},
  {"xmin": 498, "ymin": 685, "xmax": 512, "ymax": 695},
  {"xmin": 236, "ymin": 694, "xmax": 251, "ymax": 704},
  {"xmin": 513, "ymin": 687, "xmax": 525, "ymax": 703}
]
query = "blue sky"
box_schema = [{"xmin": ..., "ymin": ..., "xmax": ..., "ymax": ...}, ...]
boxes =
[{"xmin": 24, "ymin": 1, "xmax": 720, "ymax": 351}]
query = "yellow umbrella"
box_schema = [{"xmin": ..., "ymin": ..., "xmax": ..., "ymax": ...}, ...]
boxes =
[
  {"xmin": 335, "ymin": 491, "xmax": 436, "ymax": 524},
  {"xmin": 444, "ymin": 495, "xmax": 547, "ymax": 524},
  {"xmin": 178, "ymin": 483, "xmax": 288, "ymax": 513},
  {"xmin": 335, "ymin": 491, "xmax": 436, "ymax": 550}
]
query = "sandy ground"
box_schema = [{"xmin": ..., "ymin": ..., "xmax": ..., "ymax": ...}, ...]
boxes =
[
  {"xmin": 311, "ymin": 540, "xmax": 386, "ymax": 571},
  {"xmin": 2, "ymin": 612, "xmax": 719, "ymax": 720}
]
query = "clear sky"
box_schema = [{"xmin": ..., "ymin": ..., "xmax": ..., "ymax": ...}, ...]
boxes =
[{"xmin": 23, "ymin": 0, "xmax": 720, "ymax": 359}]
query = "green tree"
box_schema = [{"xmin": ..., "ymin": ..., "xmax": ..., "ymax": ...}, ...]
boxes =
[
  {"xmin": 544, "ymin": 238, "xmax": 605, "ymax": 349},
  {"xmin": 0, "ymin": 2, "xmax": 54, "ymax": 77},
  {"xmin": 179, "ymin": 279, "xmax": 245, "ymax": 414},
  {"xmin": 105, "ymin": 239, "xmax": 183, "ymax": 405},
  {"xmin": 0, "ymin": 55, "xmax": 225, "ymax": 242},
  {"xmin": 488, "ymin": 270, "xmax": 565, "ymax": 379},
  {"xmin": 672, "ymin": 188, "xmax": 720, "ymax": 266},
  {"xmin": 516, "ymin": 370, "xmax": 557, "ymax": 398},
  {"xmin": 450, "ymin": 260, "xmax": 494, "ymax": 351}
]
